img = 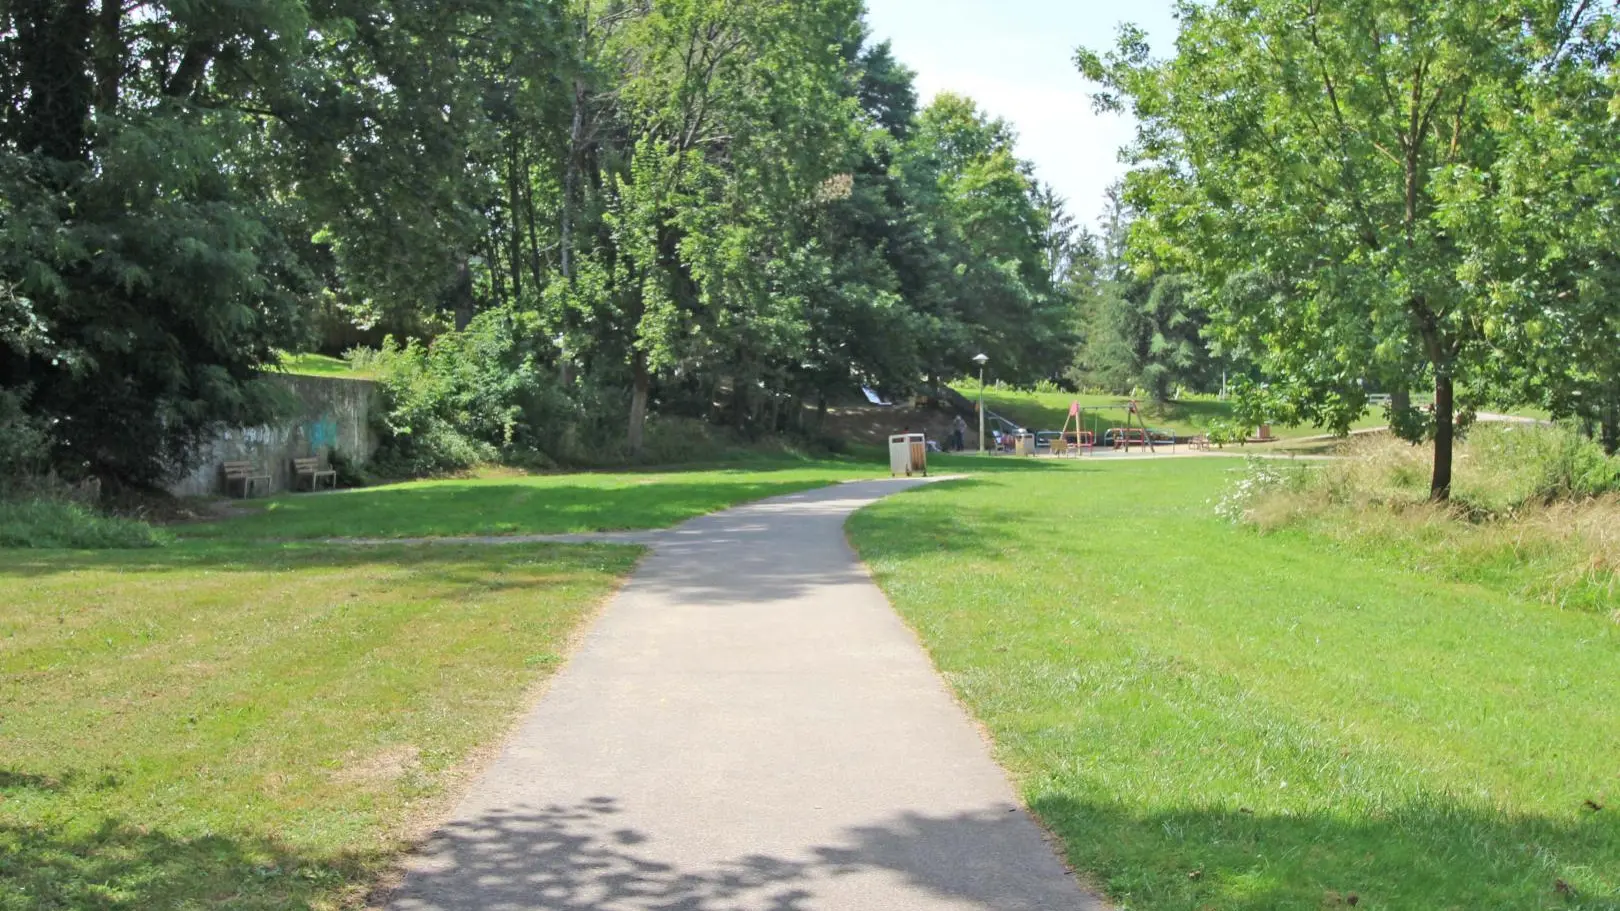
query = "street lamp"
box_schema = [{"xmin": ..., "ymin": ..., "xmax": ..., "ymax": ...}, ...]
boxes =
[{"xmin": 973, "ymin": 353, "xmax": 990, "ymax": 455}]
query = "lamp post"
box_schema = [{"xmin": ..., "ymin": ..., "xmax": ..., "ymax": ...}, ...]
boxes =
[{"xmin": 973, "ymin": 353, "xmax": 989, "ymax": 455}]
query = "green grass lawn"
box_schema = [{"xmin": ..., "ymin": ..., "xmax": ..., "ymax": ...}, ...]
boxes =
[
  {"xmin": 0, "ymin": 541, "xmax": 639, "ymax": 909},
  {"xmin": 185, "ymin": 461, "xmax": 885, "ymax": 543},
  {"xmin": 274, "ymin": 352, "xmax": 375, "ymax": 380},
  {"xmin": 954, "ymin": 386, "xmax": 1392, "ymax": 440},
  {"xmin": 847, "ymin": 459, "xmax": 1620, "ymax": 910}
]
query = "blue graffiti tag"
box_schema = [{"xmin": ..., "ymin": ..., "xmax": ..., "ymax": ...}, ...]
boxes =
[{"xmin": 307, "ymin": 416, "xmax": 340, "ymax": 453}]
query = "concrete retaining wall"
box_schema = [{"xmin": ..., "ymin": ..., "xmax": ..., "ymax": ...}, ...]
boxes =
[{"xmin": 169, "ymin": 374, "xmax": 379, "ymax": 498}]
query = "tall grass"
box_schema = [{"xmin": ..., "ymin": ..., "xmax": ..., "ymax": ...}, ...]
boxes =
[
  {"xmin": 0, "ymin": 498, "xmax": 170, "ymax": 549},
  {"xmin": 1227, "ymin": 425, "xmax": 1620, "ymax": 615}
]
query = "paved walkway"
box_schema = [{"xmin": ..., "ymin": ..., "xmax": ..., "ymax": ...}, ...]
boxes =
[{"xmin": 387, "ymin": 478, "xmax": 1101, "ymax": 911}]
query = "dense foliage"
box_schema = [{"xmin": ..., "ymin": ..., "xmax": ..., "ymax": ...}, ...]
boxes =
[
  {"xmin": 1069, "ymin": 189, "xmax": 1223, "ymax": 402},
  {"xmin": 1, "ymin": 0, "xmax": 1084, "ymax": 486},
  {"xmin": 1080, "ymin": 0, "xmax": 1620, "ymax": 497}
]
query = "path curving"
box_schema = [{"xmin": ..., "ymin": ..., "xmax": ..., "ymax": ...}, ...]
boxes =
[{"xmin": 386, "ymin": 478, "xmax": 1102, "ymax": 911}]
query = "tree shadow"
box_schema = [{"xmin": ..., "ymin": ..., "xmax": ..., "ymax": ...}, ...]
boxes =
[
  {"xmin": 0, "ymin": 538, "xmax": 640, "ymax": 581},
  {"xmin": 178, "ymin": 478, "xmax": 869, "ymax": 543},
  {"xmin": 0, "ymin": 817, "xmax": 376, "ymax": 911},
  {"xmin": 387, "ymin": 797, "xmax": 1092, "ymax": 911},
  {"xmin": 1027, "ymin": 793, "xmax": 1619, "ymax": 910},
  {"xmin": 2, "ymin": 794, "xmax": 1092, "ymax": 909},
  {"xmin": 929, "ymin": 454, "xmax": 1102, "ymax": 474}
]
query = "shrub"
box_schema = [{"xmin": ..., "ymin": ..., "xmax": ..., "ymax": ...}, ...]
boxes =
[
  {"xmin": 0, "ymin": 498, "xmax": 170, "ymax": 549},
  {"xmin": 1460, "ymin": 424, "xmax": 1620, "ymax": 509},
  {"xmin": 1205, "ymin": 418, "xmax": 1249, "ymax": 447},
  {"xmin": 365, "ymin": 309, "xmax": 563, "ymax": 476},
  {"xmin": 0, "ymin": 388, "xmax": 49, "ymax": 485},
  {"xmin": 325, "ymin": 450, "xmax": 370, "ymax": 488},
  {"xmin": 1213, "ymin": 457, "xmax": 1309, "ymax": 523}
]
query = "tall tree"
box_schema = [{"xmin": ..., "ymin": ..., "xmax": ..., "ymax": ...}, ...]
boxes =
[
  {"xmin": 1079, "ymin": 0, "xmax": 1607, "ymax": 499},
  {"xmin": 1439, "ymin": 9, "xmax": 1620, "ymax": 453},
  {"xmin": 0, "ymin": 0, "xmax": 312, "ymax": 487}
]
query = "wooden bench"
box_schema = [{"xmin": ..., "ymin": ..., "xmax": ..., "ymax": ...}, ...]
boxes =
[
  {"xmin": 292, "ymin": 456, "xmax": 338, "ymax": 492},
  {"xmin": 1189, "ymin": 434, "xmax": 1212, "ymax": 451},
  {"xmin": 223, "ymin": 461, "xmax": 272, "ymax": 499}
]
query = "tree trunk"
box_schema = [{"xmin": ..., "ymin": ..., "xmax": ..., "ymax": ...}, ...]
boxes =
[
  {"xmin": 507, "ymin": 137, "xmax": 523, "ymax": 302},
  {"xmin": 731, "ymin": 379, "xmax": 749, "ymax": 433},
  {"xmin": 627, "ymin": 351, "xmax": 650, "ymax": 457},
  {"xmin": 561, "ymin": 76, "xmax": 586, "ymax": 283},
  {"xmin": 1602, "ymin": 397, "xmax": 1618, "ymax": 457},
  {"xmin": 451, "ymin": 257, "xmax": 475, "ymax": 330},
  {"xmin": 92, "ymin": 0, "xmax": 121, "ymax": 114},
  {"xmin": 1431, "ymin": 373, "xmax": 1454, "ymax": 501},
  {"xmin": 16, "ymin": 0, "xmax": 94, "ymax": 163},
  {"xmin": 1391, "ymin": 387, "xmax": 1411, "ymax": 417}
]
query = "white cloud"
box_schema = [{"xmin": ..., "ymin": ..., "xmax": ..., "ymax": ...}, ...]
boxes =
[{"xmin": 864, "ymin": 0, "xmax": 1178, "ymax": 229}]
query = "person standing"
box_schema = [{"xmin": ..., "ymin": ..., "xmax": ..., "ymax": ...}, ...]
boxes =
[{"xmin": 952, "ymin": 414, "xmax": 968, "ymax": 452}]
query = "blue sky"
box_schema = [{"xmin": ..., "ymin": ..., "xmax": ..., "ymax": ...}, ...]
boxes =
[{"xmin": 863, "ymin": 0, "xmax": 1179, "ymax": 230}]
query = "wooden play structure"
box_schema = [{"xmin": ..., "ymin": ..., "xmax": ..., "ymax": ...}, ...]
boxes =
[
  {"xmin": 1107, "ymin": 400, "xmax": 1154, "ymax": 453},
  {"xmin": 1051, "ymin": 401, "xmax": 1095, "ymax": 456}
]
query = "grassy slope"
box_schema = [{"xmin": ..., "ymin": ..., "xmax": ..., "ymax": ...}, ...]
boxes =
[
  {"xmin": 955, "ymin": 387, "xmax": 1391, "ymax": 440},
  {"xmin": 848, "ymin": 459, "xmax": 1619, "ymax": 910},
  {"xmin": 0, "ymin": 542, "xmax": 637, "ymax": 909},
  {"xmin": 186, "ymin": 462, "xmax": 884, "ymax": 542},
  {"xmin": 275, "ymin": 353, "xmax": 374, "ymax": 380}
]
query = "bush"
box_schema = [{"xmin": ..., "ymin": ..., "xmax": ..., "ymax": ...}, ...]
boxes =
[
  {"xmin": 1205, "ymin": 418, "xmax": 1249, "ymax": 447},
  {"xmin": 362, "ymin": 308, "xmax": 861, "ymax": 478},
  {"xmin": 1213, "ymin": 457, "xmax": 1310, "ymax": 523},
  {"xmin": 326, "ymin": 450, "xmax": 370, "ymax": 488},
  {"xmin": 365, "ymin": 309, "xmax": 562, "ymax": 476},
  {"xmin": 1296, "ymin": 424, "xmax": 1620, "ymax": 517},
  {"xmin": 0, "ymin": 498, "xmax": 170, "ymax": 549},
  {"xmin": 1461, "ymin": 423, "xmax": 1620, "ymax": 509},
  {"xmin": 0, "ymin": 389, "xmax": 49, "ymax": 484}
]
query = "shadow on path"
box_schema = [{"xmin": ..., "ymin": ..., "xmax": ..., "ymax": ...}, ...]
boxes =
[{"xmin": 389, "ymin": 797, "xmax": 1082, "ymax": 911}]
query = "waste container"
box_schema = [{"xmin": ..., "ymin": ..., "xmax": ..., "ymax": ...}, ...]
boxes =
[
  {"xmin": 889, "ymin": 433, "xmax": 928, "ymax": 477},
  {"xmin": 1013, "ymin": 432, "xmax": 1036, "ymax": 457}
]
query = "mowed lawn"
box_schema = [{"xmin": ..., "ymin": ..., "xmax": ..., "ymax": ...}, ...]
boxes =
[
  {"xmin": 848, "ymin": 459, "xmax": 1620, "ymax": 910},
  {"xmin": 185, "ymin": 462, "xmax": 882, "ymax": 543},
  {"xmin": 0, "ymin": 542, "xmax": 638, "ymax": 909},
  {"xmin": 955, "ymin": 386, "xmax": 1390, "ymax": 440}
]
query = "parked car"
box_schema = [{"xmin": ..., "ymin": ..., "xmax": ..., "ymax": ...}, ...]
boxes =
[{"xmin": 1034, "ymin": 430, "xmax": 1064, "ymax": 450}]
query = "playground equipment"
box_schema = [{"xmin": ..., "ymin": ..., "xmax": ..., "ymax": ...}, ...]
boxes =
[
  {"xmin": 1108, "ymin": 400, "xmax": 1155, "ymax": 453},
  {"xmin": 1056, "ymin": 401, "xmax": 1095, "ymax": 456}
]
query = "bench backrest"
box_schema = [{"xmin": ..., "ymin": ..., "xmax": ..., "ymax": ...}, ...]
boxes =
[
  {"xmin": 292, "ymin": 457, "xmax": 323, "ymax": 472},
  {"xmin": 223, "ymin": 461, "xmax": 262, "ymax": 479}
]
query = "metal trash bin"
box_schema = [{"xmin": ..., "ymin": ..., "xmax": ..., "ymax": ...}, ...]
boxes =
[
  {"xmin": 1013, "ymin": 432, "xmax": 1036, "ymax": 457},
  {"xmin": 888, "ymin": 433, "xmax": 928, "ymax": 477}
]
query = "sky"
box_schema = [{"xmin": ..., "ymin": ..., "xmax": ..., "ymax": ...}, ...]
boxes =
[{"xmin": 863, "ymin": 0, "xmax": 1179, "ymax": 231}]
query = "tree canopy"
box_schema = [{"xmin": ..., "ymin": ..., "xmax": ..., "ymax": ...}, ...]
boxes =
[
  {"xmin": 1080, "ymin": 0, "xmax": 1619, "ymax": 497},
  {"xmin": 2, "ymin": 0, "xmax": 1085, "ymax": 485}
]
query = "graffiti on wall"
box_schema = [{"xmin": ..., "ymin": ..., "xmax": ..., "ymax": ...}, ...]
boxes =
[
  {"xmin": 306, "ymin": 416, "xmax": 340, "ymax": 453},
  {"xmin": 167, "ymin": 375, "xmax": 377, "ymax": 497}
]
